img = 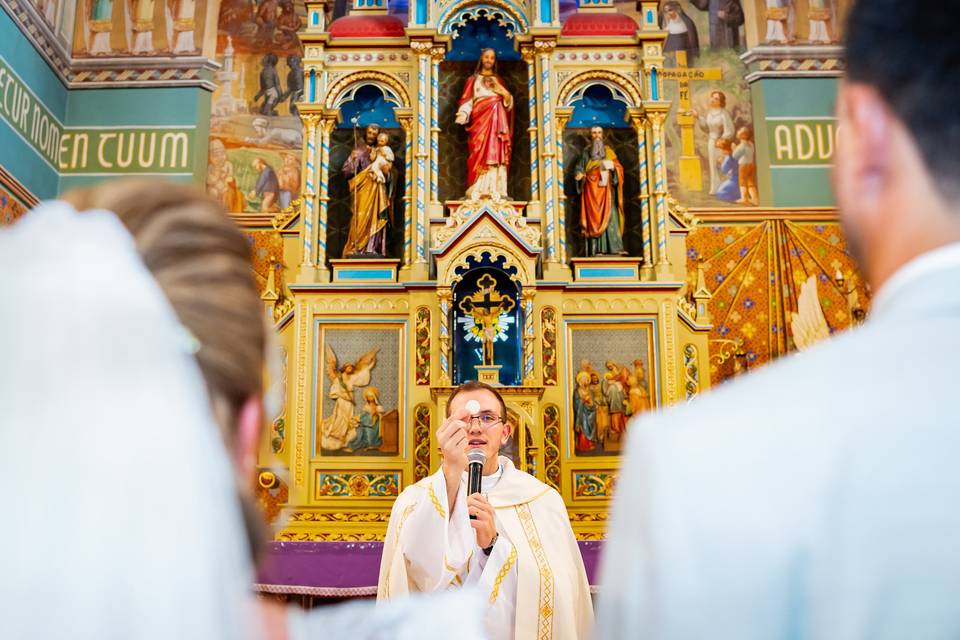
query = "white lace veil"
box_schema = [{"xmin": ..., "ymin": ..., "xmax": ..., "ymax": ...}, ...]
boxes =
[{"xmin": 0, "ymin": 202, "xmax": 256, "ymax": 639}]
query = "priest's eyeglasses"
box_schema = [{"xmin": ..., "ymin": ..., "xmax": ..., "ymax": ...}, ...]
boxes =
[{"xmin": 467, "ymin": 413, "xmax": 503, "ymax": 429}]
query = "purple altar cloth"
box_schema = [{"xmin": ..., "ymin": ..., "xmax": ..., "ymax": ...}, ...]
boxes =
[{"xmin": 256, "ymin": 540, "xmax": 604, "ymax": 597}]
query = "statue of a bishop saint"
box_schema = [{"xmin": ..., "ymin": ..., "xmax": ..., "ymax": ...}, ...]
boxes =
[{"xmin": 378, "ymin": 381, "xmax": 594, "ymax": 640}]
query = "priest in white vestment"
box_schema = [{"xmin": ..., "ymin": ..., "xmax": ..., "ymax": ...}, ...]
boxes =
[
  {"xmin": 378, "ymin": 381, "xmax": 594, "ymax": 639},
  {"xmin": 598, "ymin": 2, "xmax": 960, "ymax": 636}
]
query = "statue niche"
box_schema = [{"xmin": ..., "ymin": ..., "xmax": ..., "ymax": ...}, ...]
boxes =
[
  {"xmin": 327, "ymin": 85, "xmax": 407, "ymax": 260},
  {"xmin": 437, "ymin": 22, "xmax": 531, "ymax": 204},
  {"xmin": 455, "ymin": 48, "xmax": 514, "ymax": 202}
]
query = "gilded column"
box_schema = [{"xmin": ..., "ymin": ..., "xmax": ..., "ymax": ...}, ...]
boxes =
[
  {"xmin": 438, "ymin": 287, "xmax": 452, "ymax": 385},
  {"xmin": 299, "ymin": 114, "xmax": 319, "ymax": 269},
  {"xmin": 316, "ymin": 116, "xmax": 336, "ymax": 276},
  {"xmin": 522, "ymin": 289, "xmax": 536, "ymax": 385},
  {"xmin": 399, "ymin": 114, "xmax": 414, "ymax": 267},
  {"xmin": 430, "ymin": 45, "xmax": 444, "ymax": 210},
  {"xmin": 521, "ymin": 44, "xmax": 540, "ymax": 213},
  {"xmin": 411, "ymin": 41, "xmax": 432, "ymax": 265},
  {"xmin": 536, "ymin": 39, "xmax": 559, "ymax": 264},
  {"xmin": 649, "ymin": 110, "xmax": 671, "ymax": 278},
  {"xmin": 631, "ymin": 113, "xmax": 655, "ymax": 279}
]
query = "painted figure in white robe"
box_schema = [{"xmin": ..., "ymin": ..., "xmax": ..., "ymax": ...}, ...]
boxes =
[
  {"xmin": 807, "ymin": 0, "xmax": 835, "ymax": 44},
  {"xmin": 320, "ymin": 345, "xmax": 378, "ymax": 451},
  {"xmin": 126, "ymin": 0, "xmax": 156, "ymax": 54},
  {"xmin": 693, "ymin": 90, "xmax": 735, "ymax": 195},
  {"xmin": 764, "ymin": 0, "xmax": 792, "ymax": 44},
  {"xmin": 166, "ymin": 0, "xmax": 197, "ymax": 54},
  {"xmin": 597, "ymin": 2, "xmax": 960, "ymax": 634},
  {"xmin": 84, "ymin": 0, "xmax": 115, "ymax": 55},
  {"xmin": 379, "ymin": 381, "xmax": 594, "ymax": 639}
]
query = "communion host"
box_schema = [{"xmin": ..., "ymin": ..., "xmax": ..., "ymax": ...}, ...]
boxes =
[{"xmin": 377, "ymin": 381, "xmax": 593, "ymax": 639}]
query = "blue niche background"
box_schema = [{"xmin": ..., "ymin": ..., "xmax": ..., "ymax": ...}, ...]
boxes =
[
  {"xmin": 445, "ymin": 16, "xmax": 521, "ymax": 61},
  {"xmin": 452, "ymin": 260, "xmax": 523, "ymax": 386},
  {"xmin": 568, "ymin": 84, "xmax": 629, "ymax": 129},
  {"xmin": 338, "ymin": 85, "xmax": 401, "ymax": 129}
]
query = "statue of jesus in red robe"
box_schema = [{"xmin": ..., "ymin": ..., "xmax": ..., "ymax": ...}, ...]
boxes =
[{"xmin": 455, "ymin": 48, "xmax": 514, "ymax": 201}]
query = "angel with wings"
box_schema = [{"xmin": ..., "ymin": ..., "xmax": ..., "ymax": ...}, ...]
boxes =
[{"xmin": 320, "ymin": 345, "xmax": 379, "ymax": 451}]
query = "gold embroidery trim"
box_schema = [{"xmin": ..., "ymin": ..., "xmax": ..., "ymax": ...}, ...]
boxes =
[
  {"xmin": 489, "ymin": 545, "xmax": 518, "ymax": 604},
  {"xmin": 516, "ymin": 503, "xmax": 555, "ymax": 640},
  {"xmin": 445, "ymin": 550, "xmax": 474, "ymax": 576},
  {"xmin": 427, "ymin": 483, "xmax": 446, "ymax": 519}
]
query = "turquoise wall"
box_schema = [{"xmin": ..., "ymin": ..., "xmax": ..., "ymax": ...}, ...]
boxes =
[
  {"xmin": 753, "ymin": 77, "xmax": 838, "ymax": 208},
  {"xmin": 0, "ymin": 9, "xmax": 67, "ymax": 199},
  {"xmin": 0, "ymin": 9, "xmax": 211, "ymax": 200}
]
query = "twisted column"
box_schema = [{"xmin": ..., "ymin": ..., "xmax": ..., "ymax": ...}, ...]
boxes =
[
  {"xmin": 631, "ymin": 114, "xmax": 655, "ymax": 279},
  {"xmin": 649, "ymin": 111, "xmax": 671, "ymax": 277},
  {"xmin": 521, "ymin": 44, "xmax": 540, "ymax": 212},
  {"xmin": 411, "ymin": 41, "xmax": 432, "ymax": 265},
  {"xmin": 399, "ymin": 114, "xmax": 414, "ymax": 267},
  {"xmin": 316, "ymin": 116, "xmax": 336, "ymax": 270},
  {"xmin": 299, "ymin": 115, "xmax": 319, "ymax": 268},
  {"xmin": 430, "ymin": 46, "xmax": 444, "ymax": 209},
  {"xmin": 536, "ymin": 40, "xmax": 559, "ymax": 263}
]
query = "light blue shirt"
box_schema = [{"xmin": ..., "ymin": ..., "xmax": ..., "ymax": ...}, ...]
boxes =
[{"xmin": 598, "ymin": 243, "xmax": 960, "ymax": 639}]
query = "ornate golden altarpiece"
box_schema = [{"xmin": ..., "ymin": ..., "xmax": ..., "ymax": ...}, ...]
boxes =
[{"xmin": 256, "ymin": 0, "xmax": 714, "ymax": 542}]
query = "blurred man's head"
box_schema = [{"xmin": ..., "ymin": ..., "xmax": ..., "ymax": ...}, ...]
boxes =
[{"xmin": 835, "ymin": 0, "xmax": 960, "ymax": 288}]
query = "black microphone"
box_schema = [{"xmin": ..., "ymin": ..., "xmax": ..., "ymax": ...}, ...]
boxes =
[{"xmin": 467, "ymin": 448, "xmax": 486, "ymax": 519}]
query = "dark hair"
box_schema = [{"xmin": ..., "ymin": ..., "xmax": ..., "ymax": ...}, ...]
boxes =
[
  {"xmin": 710, "ymin": 90, "xmax": 726, "ymax": 107},
  {"xmin": 845, "ymin": 0, "xmax": 960, "ymax": 201},
  {"xmin": 447, "ymin": 380, "xmax": 508, "ymax": 421}
]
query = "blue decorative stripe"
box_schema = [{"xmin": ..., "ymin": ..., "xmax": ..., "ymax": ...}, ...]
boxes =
[
  {"xmin": 578, "ymin": 267, "xmax": 637, "ymax": 279},
  {"xmin": 337, "ymin": 269, "xmax": 395, "ymax": 280}
]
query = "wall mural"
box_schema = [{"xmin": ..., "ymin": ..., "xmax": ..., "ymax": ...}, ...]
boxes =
[
  {"xmin": 1, "ymin": 185, "xmax": 29, "ymax": 226},
  {"xmin": 651, "ymin": 0, "xmax": 758, "ymax": 209},
  {"xmin": 754, "ymin": 0, "xmax": 848, "ymax": 45},
  {"xmin": 73, "ymin": 0, "xmax": 208, "ymax": 56},
  {"xmin": 207, "ymin": 0, "xmax": 305, "ymax": 213}
]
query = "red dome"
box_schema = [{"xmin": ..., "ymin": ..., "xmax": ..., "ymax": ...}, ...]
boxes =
[
  {"xmin": 329, "ymin": 14, "xmax": 406, "ymax": 38},
  {"xmin": 561, "ymin": 12, "xmax": 638, "ymax": 37}
]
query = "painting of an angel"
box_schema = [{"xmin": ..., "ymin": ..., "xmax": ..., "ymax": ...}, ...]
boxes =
[{"xmin": 320, "ymin": 345, "xmax": 378, "ymax": 451}]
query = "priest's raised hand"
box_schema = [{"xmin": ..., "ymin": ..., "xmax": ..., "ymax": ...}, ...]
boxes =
[{"xmin": 377, "ymin": 381, "xmax": 594, "ymax": 640}]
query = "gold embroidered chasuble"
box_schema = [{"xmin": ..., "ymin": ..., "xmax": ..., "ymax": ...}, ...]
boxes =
[{"xmin": 378, "ymin": 457, "xmax": 593, "ymax": 639}]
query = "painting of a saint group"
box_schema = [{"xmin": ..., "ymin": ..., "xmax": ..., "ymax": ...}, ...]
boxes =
[{"xmin": 568, "ymin": 325, "xmax": 656, "ymax": 457}]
